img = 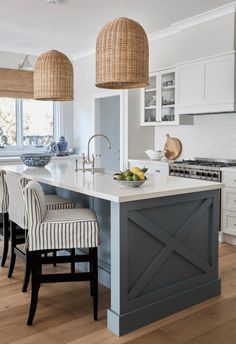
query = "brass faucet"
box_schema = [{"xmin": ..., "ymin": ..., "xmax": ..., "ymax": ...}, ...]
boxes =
[{"xmin": 82, "ymin": 134, "xmax": 111, "ymax": 173}]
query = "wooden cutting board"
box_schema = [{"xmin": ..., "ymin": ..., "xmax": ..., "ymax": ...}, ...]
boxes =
[{"xmin": 164, "ymin": 134, "xmax": 182, "ymax": 160}]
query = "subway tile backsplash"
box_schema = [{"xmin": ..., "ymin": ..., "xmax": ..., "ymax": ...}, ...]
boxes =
[{"xmin": 155, "ymin": 113, "xmax": 236, "ymax": 160}]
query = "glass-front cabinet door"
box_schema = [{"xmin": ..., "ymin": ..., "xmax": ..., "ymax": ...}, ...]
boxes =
[
  {"xmin": 141, "ymin": 68, "xmax": 178, "ymax": 126},
  {"xmin": 159, "ymin": 69, "xmax": 177, "ymax": 125},
  {"xmin": 140, "ymin": 74, "xmax": 158, "ymax": 125}
]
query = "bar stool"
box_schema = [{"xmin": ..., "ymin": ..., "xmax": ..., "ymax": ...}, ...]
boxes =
[
  {"xmin": 0, "ymin": 170, "xmax": 9, "ymax": 267},
  {"xmin": 4, "ymin": 171, "xmax": 74, "ymax": 292},
  {"xmin": 22, "ymin": 180, "xmax": 99, "ymax": 325}
]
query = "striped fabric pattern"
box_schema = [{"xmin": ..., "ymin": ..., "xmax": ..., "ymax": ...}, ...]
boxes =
[
  {"xmin": 0, "ymin": 170, "xmax": 9, "ymax": 213},
  {"xmin": 20, "ymin": 177, "xmax": 73, "ymax": 228},
  {"xmin": 45, "ymin": 195, "xmax": 73, "ymax": 210},
  {"xmin": 5, "ymin": 174, "xmax": 74, "ymax": 229},
  {"xmin": 23, "ymin": 181, "xmax": 99, "ymax": 251},
  {"xmin": 23, "ymin": 181, "xmax": 46, "ymax": 228},
  {"xmin": 5, "ymin": 172, "xmax": 27, "ymax": 228}
]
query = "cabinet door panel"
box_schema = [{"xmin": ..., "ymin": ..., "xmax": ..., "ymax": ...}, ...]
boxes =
[
  {"xmin": 222, "ymin": 188, "xmax": 236, "ymax": 211},
  {"xmin": 205, "ymin": 56, "xmax": 234, "ymax": 103},
  {"xmin": 222, "ymin": 210, "xmax": 236, "ymax": 236},
  {"xmin": 222, "ymin": 172, "xmax": 236, "ymax": 188},
  {"xmin": 178, "ymin": 64, "xmax": 204, "ymax": 105}
]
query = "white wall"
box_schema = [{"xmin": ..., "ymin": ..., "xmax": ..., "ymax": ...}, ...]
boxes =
[
  {"xmin": 73, "ymin": 54, "xmax": 119, "ymax": 154},
  {"xmin": 0, "ymin": 50, "xmax": 37, "ymax": 68},
  {"xmin": 155, "ymin": 113, "xmax": 236, "ymax": 160}
]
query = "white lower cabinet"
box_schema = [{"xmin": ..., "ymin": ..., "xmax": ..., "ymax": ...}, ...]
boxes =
[
  {"xmin": 221, "ymin": 170, "xmax": 236, "ymax": 245},
  {"xmin": 128, "ymin": 159, "xmax": 169, "ymax": 176}
]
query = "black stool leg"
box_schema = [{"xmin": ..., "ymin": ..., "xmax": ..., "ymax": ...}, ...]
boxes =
[
  {"xmin": 1, "ymin": 212, "xmax": 9, "ymax": 267},
  {"xmin": 22, "ymin": 250, "xmax": 31, "ymax": 292},
  {"xmin": 91, "ymin": 248, "xmax": 98, "ymax": 321},
  {"xmin": 8, "ymin": 221, "xmax": 16, "ymax": 278},
  {"xmin": 89, "ymin": 248, "xmax": 93, "ymax": 297},
  {"xmin": 27, "ymin": 252, "xmax": 41, "ymax": 326},
  {"xmin": 53, "ymin": 251, "xmax": 57, "ymax": 267},
  {"xmin": 71, "ymin": 248, "xmax": 75, "ymax": 273}
]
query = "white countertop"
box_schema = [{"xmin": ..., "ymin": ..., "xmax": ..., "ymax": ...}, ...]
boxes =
[
  {"xmin": 1, "ymin": 161, "xmax": 223, "ymax": 203},
  {"xmin": 0, "ymin": 154, "xmax": 77, "ymax": 163},
  {"xmin": 128, "ymin": 158, "xmax": 169, "ymax": 165},
  {"xmin": 221, "ymin": 167, "xmax": 236, "ymax": 173}
]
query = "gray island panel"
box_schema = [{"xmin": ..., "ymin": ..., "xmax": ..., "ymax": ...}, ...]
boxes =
[{"xmin": 108, "ymin": 189, "xmax": 220, "ymax": 336}]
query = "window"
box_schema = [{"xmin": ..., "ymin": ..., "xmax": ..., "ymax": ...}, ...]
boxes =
[
  {"xmin": 23, "ymin": 100, "xmax": 54, "ymax": 146},
  {"xmin": 0, "ymin": 98, "xmax": 54, "ymax": 149},
  {"xmin": 0, "ymin": 98, "xmax": 17, "ymax": 145}
]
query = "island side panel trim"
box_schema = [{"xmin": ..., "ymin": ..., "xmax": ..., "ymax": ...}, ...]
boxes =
[{"xmin": 107, "ymin": 189, "xmax": 221, "ymax": 336}]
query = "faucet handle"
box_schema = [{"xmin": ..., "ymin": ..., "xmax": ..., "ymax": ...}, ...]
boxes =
[
  {"xmin": 82, "ymin": 153, "xmax": 86, "ymax": 172},
  {"xmin": 91, "ymin": 154, "xmax": 95, "ymax": 174}
]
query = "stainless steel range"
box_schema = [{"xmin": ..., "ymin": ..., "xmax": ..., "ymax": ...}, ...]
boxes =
[{"xmin": 169, "ymin": 158, "xmax": 236, "ymax": 182}]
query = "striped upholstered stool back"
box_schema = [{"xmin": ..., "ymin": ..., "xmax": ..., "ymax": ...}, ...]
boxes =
[
  {"xmin": 5, "ymin": 172, "xmax": 29, "ymax": 229},
  {"xmin": 22, "ymin": 181, "xmax": 46, "ymax": 230},
  {"xmin": 0, "ymin": 170, "xmax": 9, "ymax": 214}
]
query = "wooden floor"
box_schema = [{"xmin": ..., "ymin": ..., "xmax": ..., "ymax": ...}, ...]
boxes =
[{"xmin": 1, "ymin": 243, "xmax": 236, "ymax": 344}]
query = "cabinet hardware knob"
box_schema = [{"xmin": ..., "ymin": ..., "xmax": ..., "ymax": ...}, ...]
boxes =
[{"xmin": 155, "ymin": 170, "xmax": 161, "ymax": 173}]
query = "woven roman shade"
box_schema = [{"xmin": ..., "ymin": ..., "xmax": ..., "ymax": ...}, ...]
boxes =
[
  {"xmin": 96, "ymin": 17, "xmax": 149, "ymax": 89},
  {"xmin": 34, "ymin": 50, "xmax": 73, "ymax": 101},
  {"xmin": 0, "ymin": 68, "xmax": 33, "ymax": 99}
]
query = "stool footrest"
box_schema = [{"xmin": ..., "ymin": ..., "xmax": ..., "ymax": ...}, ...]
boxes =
[
  {"xmin": 40, "ymin": 272, "xmax": 93, "ymax": 283},
  {"xmin": 40, "ymin": 254, "xmax": 91, "ymax": 265}
]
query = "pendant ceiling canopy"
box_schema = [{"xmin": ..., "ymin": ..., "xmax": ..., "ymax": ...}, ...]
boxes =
[
  {"xmin": 34, "ymin": 49, "xmax": 73, "ymax": 101},
  {"xmin": 96, "ymin": 17, "xmax": 149, "ymax": 89}
]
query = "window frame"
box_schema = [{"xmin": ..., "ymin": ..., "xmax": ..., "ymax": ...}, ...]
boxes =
[{"xmin": 0, "ymin": 98, "xmax": 59, "ymax": 153}]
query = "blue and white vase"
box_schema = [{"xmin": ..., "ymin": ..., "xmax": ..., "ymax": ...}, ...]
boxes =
[
  {"xmin": 46, "ymin": 141, "xmax": 58, "ymax": 155},
  {"xmin": 57, "ymin": 136, "xmax": 68, "ymax": 152}
]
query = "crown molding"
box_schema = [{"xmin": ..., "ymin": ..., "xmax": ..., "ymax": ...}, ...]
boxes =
[
  {"xmin": 175, "ymin": 1, "xmax": 236, "ymax": 31},
  {"xmin": 72, "ymin": 1, "xmax": 236, "ymax": 61}
]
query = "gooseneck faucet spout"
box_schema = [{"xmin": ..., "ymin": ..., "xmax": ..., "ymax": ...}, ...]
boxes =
[{"xmin": 87, "ymin": 134, "xmax": 111, "ymax": 163}]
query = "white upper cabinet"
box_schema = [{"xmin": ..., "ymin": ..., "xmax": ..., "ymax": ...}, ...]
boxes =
[
  {"xmin": 175, "ymin": 52, "xmax": 235, "ymax": 114},
  {"xmin": 177, "ymin": 63, "xmax": 205, "ymax": 107}
]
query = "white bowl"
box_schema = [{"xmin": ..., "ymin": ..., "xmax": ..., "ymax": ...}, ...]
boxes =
[
  {"xmin": 116, "ymin": 179, "xmax": 145, "ymax": 188},
  {"xmin": 145, "ymin": 149, "xmax": 162, "ymax": 160}
]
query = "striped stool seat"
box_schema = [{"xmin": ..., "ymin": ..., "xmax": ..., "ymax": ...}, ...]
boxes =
[
  {"xmin": 22, "ymin": 180, "xmax": 99, "ymax": 325},
  {"xmin": 29, "ymin": 208, "xmax": 99, "ymax": 251},
  {"xmin": 0, "ymin": 170, "xmax": 9, "ymax": 267}
]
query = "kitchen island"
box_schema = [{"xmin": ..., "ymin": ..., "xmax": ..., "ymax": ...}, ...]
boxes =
[{"xmin": 2, "ymin": 160, "xmax": 223, "ymax": 336}]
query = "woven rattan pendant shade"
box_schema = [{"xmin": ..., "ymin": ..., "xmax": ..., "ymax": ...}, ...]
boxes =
[
  {"xmin": 34, "ymin": 50, "xmax": 73, "ymax": 101},
  {"xmin": 96, "ymin": 17, "xmax": 149, "ymax": 89}
]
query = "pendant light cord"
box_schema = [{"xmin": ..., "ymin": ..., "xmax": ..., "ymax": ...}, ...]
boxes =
[
  {"xmin": 121, "ymin": 0, "xmax": 124, "ymax": 17},
  {"xmin": 51, "ymin": 0, "xmax": 55, "ymax": 50}
]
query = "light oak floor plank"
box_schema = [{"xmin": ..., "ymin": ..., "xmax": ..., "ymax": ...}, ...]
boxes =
[{"xmin": 1, "ymin": 242, "xmax": 236, "ymax": 343}]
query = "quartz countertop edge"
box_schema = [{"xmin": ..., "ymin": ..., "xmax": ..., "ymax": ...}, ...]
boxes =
[
  {"xmin": 221, "ymin": 167, "xmax": 236, "ymax": 172},
  {"xmin": 128, "ymin": 158, "xmax": 169, "ymax": 165},
  {"xmin": 2, "ymin": 161, "xmax": 223, "ymax": 203}
]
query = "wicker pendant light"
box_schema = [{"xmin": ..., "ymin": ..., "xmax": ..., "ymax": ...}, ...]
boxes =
[
  {"xmin": 34, "ymin": 49, "xmax": 73, "ymax": 101},
  {"xmin": 96, "ymin": 17, "xmax": 149, "ymax": 89}
]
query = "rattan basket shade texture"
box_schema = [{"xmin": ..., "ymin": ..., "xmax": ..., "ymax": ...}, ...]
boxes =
[
  {"xmin": 34, "ymin": 50, "xmax": 73, "ymax": 101},
  {"xmin": 96, "ymin": 17, "xmax": 149, "ymax": 89}
]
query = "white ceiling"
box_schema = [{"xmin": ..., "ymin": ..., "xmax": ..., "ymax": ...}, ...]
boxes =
[{"xmin": 0, "ymin": 0, "xmax": 234, "ymax": 57}]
